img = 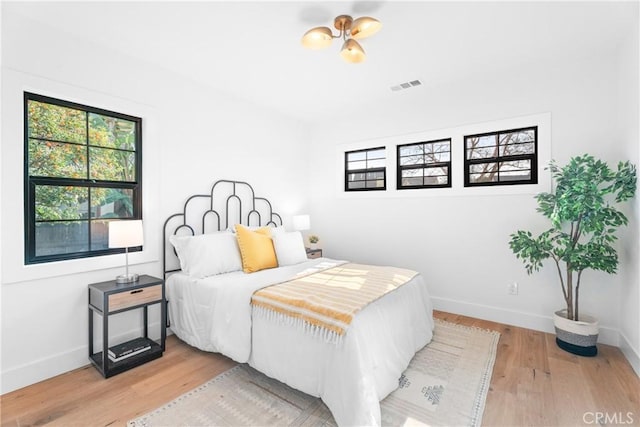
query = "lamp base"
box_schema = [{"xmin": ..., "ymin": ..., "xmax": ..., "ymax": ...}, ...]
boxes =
[{"xmin": 115, "ymin": 273, "xmax": 139, "ymax": 284}]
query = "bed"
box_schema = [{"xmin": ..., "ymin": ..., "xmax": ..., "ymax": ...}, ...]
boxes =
[{"xmin": 163, "ymin": 180, "xmax": 434, "ymax": 426}]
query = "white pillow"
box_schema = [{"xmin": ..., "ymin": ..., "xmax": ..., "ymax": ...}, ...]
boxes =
[
  {"xmin": 169, "ymin": 232, "xmax": 242, "ymax": 278},
  {"xmin": 272, "ymin": 231, "xmax": 308, "ymax": 266}
]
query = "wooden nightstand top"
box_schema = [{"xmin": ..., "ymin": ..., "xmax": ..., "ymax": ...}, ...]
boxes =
[{"xmin": 88, "ymin": 275, "xmax": 163, "ymax": 294}]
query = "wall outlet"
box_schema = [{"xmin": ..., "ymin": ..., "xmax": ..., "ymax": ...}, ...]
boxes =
[{"xmin": 508, "ymin": 282, "xmax": 519, "ymax": 295}]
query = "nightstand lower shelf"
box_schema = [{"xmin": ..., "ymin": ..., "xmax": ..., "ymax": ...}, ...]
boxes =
[{"xmin": 89, "ymin": 338, "xmax": 163, "ymax": 378}]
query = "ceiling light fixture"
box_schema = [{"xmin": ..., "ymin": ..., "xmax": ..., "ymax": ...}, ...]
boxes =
[{"xmin": 301, "ymin": 15, "xmax": 381, "ymax": 64}]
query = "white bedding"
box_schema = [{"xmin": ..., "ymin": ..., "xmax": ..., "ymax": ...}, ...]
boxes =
[{"xmin": 167, "ymin": 258, "xmax": 434, "ymax": 426}]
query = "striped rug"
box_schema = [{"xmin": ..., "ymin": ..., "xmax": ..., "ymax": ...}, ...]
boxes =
[{"xmin": 128, "ymin": 320, "xmax": 499, "ymax": 427}]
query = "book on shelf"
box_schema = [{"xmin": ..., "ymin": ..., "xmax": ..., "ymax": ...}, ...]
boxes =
[
  {"xmin": 108, "ymin": 345, "xmax": 151, "ymax": 362},
  {"xmin": 108, "ymin": 337, "xmax": 152, "ymax": 360}
]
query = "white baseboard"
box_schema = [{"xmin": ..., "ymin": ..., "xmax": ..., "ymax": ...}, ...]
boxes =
[
  {"xmin": 619, "ymin": 331, "xmax": 640, "ymax": 378},
  {"xmin": 1, "ymin": 344, "xmax": 88, "ymax": 395},
  {"xmin": 1, "ymin": 323, "xmax": 170, "ymax": 395},
  {"xmin": 431, "ymin": 296, "xmax": 620, "ymax": 346}
]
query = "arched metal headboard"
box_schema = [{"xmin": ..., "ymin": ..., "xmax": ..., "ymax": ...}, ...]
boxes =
[{"xmin": 162, "ymin": 179, "xmax": 283, "ymax": 280}]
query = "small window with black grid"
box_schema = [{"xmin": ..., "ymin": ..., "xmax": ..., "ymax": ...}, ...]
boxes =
[
  {"xmin": 397, "ymin": 139, "xmax": 451, "ymax": 189},
  {"xmin": 344, "ymin": 147, "xmax": 386, "ymax": 191},
  {"xmin": 464, "ymin": 126, "xmax": 537, "ymax": 187}
]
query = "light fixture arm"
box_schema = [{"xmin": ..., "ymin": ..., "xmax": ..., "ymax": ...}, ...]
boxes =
[{"xmin": 334, "ymin": 15, "xmax": 353, "ymax": 41}]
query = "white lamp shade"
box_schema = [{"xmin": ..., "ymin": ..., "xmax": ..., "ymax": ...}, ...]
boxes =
[
  {"xmin": 292, "ymin": 215, "xmax": 311, "ymax": 231},
  {"xmin": 108, "ymin": 220, "xmax": 144, "ymax": 248}
]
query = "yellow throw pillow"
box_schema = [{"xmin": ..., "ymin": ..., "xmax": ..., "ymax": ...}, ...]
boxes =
[{"xmin": 235, "ymin": 224, "xmax": 278, "ymax": 273}]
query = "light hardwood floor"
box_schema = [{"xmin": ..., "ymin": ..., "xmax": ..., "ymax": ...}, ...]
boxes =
[{"xmin": 1, "ymin": 310, "xmax": 639, "ymax": 426}]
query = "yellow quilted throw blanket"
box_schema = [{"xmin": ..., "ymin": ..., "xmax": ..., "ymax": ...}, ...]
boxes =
[{"xmin": 251, "ymin": 263, "xmax": 418, "ymax": 342}]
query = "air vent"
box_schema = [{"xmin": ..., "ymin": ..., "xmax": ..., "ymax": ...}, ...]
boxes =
[{"xmin": 390, "ymin": 79, "xmax": 422, "ymax": 92}]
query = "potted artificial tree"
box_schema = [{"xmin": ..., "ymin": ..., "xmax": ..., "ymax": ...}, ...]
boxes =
[{"xmin": 509, "ymin": 154, "xmax": 636, "ymax": 356}]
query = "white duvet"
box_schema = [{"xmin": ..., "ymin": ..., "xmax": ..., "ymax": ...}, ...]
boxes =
[{"xmin": 167, "ymin": 258, "xmax": 434, "ymax": 426}]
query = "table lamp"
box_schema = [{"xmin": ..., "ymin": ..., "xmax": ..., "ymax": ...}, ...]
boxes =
[
  {"xmin": 108, "ymin": 219, "xmax": 143, "ymax": 284},
  {"xmin": 292, "ymin": 214, "xmax": 310, "ymax": 232}
]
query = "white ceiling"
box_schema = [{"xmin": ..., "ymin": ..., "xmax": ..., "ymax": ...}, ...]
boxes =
[{"xmin": 8, "ymin": 1, "xmax": 638, "ymax": 123}]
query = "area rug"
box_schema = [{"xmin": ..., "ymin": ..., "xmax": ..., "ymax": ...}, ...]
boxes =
[{"xmin": 128, "ymin": 319, "xmax": 500, "ymax": 427}]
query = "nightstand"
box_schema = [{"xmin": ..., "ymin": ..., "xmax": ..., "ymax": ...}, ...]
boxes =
[
  {"xmin": 88, "ymin": 275, "xmax": 166, "ymax": 378},
  {"xmin": 306, "ymin": 248, "xmax": 323, "ymax": 259}
]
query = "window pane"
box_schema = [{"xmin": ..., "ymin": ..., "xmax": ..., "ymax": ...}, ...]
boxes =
[
  {"xmin": 366, "ymin": 171, "xmax": 384, "ymax": 180},
  {"xmin": 469, "ymin": 163, "xmax": 499, "ymax": 182},
  {"xmin": 35, "ymin": 185, "xmax": 88, "ymax": 221},
  {"xmin": 347, "ymin": 151, "xmax": 366, "ymax": 162},
  {"xmin": 89, "ymin": 147, "xmax": 136, "ymax": 181},
  {"xmin": 367, "ymin": 149, "xmax": 385, "ymax": 160},
  {"xmin": 348, "ymin": 172, "xmax": 366, "ymax": 182},
  {"xmin": 89, "ymin": 113, "xmax": 136, "ymax": 150},
  {"xmin": 90, "ymin": 220, "xmax": 110, "ymax": 250},
  {"xmin": 347, "ymin": 160, "xmax": 366, "ymax": 171},
  {"xmin": 366, "ymin": 179, "xmax": 384, "ymax": 188},
  {"xmin": 425, "ymin": 175, "xmax": 448, "ymax": 185},
  {"xmin": 468, "ymin": 146, "xmax": 498, "ymax": 159},
  {"xmin": 348, "ymin": 181, "xmax": 365, "ymax": 189},
  {"xmin": 500, "ymin": 159, "xmax": 531, "ymax": 172},
  {"xmin": 501, "ymin": 129, "xmax": 535, "ymax": 144},
  {"xmin": 501, "ymin": 170, "xmax": 531, "ymax": 181},
  {"xmin": 399, "ymin": 154, "xmax": 423, "ymax": 166},
  {"xmin": 29, "ymin": 139, "xmax": 87, "ymax": 178},
  {"xmin": 500, "ymin": 159, "xmax": 532, "ymax": 182},
  {"xmin": 402, "ymin": 177, "xmax": 423, "ymax": 186},
  {"xmin": 432, "ymin": 142, "xmax": 450, "ymax": 153},
  {"xmin": 368, "ymin": 158, "xmax": 385, "ymax": 169},
  {"xmin": 35, "ymin": 221, "xmax": 89, "ymax": 256},
  {"xmin": 399, "ymin": 145, "xmax": 423, "ymax": 156},
  {"xmin": 475, "ymin": 135, "xmax": 497, "ymax": 148},
  {"xmin": 500, "ymin": 142, "xmax": 535, "ymax": 156},
  {"xmin": 401, "ymin": 169, "xmax": 421, "ymax": 178},
  {"xmin": 91, "ymin": 188, "xmax": 134, "ymax": 219},
  {"xmin": 431, "ymin": 151, "xmax": 450, "ymax": 162},
  {"xmin": 425, "ymin": 166, "xmax": 447, "ymax": 177},
  {"xmin": 28, "ymin": 100, "xmax": 86, "ymax": 143},
  {"xmin": 469, "ymin": 173, "xmax": 498, "ymax": 183}
]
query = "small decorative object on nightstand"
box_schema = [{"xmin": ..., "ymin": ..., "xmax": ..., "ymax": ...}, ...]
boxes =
[
  {"xmin": 88, "ymin": 275, "xmax": 166, "ymax": 378},
  {"xmin": 308, "ymin": 234, "xmax": 319, "ymax": 250},
  {"xmin": 306, "ymin": 248, "xmax": 323, "ymax": 259}
]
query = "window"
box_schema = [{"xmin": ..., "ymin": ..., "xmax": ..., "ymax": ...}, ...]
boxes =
[
  {"xmin": 24, "ymin": 92, "xmax": 142, "ymax": 264},
  {"xmin": 397, "ymin": 139, "xmax": 451, "ymax": 189},
  {"xmin": 345, "ymin": 147, "xmax": 386, "ymax": 191},
  {"xmin": 464, "ymin": 126, "xmax": 537, "ymax": 187}
]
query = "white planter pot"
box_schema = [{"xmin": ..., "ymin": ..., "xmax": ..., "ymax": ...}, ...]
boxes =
[{"xmin": 553, "ymin": 309, "xmax": 599, "ymax": 357}]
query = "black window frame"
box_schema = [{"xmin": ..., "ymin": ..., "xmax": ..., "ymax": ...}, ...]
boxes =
[
  {"xmin": 24, "ymin": 92, "xmax": 143, "ymax": 265},
  {"xmin": 397, "ymin": 138, "xmax": 452, "ymax": 190},
  {"xmin": 344, "ymin": 147, "xmax": 386, "ymax": 192},
  {"xmin": 464, "ymin": 126, "xmax": 538, "ymax": 187}
]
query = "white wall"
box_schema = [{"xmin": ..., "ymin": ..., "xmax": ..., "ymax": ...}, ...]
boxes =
[
  {"xmin": 0, "ymin": 9, "xmax": 309, "ymax": 393},
  {"xmin": 617, "ymin": 17, "xmax": 640, "ymax": 375},
  {"xmin": 307, "ymin": 48, "xmax": 637, "ymax": 349}
]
